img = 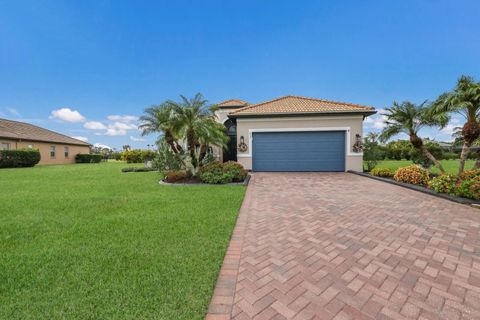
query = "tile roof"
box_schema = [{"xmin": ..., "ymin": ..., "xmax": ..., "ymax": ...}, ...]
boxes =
[
  {"xmin": 0, "ymin": 118, "xmax": 91, "ymax": 146},
  {"xmin": 217, "ymin": 99, "xmax": 249, "ymax": 108},
  {"xmin": 229, "ymin": 95, "xmax": 375, "ymax": 116}
]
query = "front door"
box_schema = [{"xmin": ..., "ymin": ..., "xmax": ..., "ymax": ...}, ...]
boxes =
[{"xmin": 223, "ymin": 119, "xmax": 237, "ymax": 162}]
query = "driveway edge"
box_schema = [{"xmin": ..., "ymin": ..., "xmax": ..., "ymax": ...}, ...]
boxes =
[
  {"xmin": 348, "ymin": 170, "xmax": 480, "ymax": 206},
  {"xmin": 205, "ymin": 175, "xmax": 253, "ymax": 320}
]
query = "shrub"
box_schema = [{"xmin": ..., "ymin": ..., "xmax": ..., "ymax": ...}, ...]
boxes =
[
  {"xmin": 165, "ymin": 171, "xmax": 188, "ymax": 183},
  {"xmin": 393, "ymin": 165, "xmax": 429, "ymax": 185},
  {"xmin": 154, "ymin": 140, "xmax": 185, "ymax": 173},
  {"xmin": 428, "ymin": 174, "xmax": 458, "ymax": 193},
  {"xmin": 370, "ymin": 168, "xmax": 395, "ymax": 178},
  {"xmin": 222, "ymin": 161, "xmax": 247, "ymax": 182},
  {"xmin": 0, "ymin": 149, "xmax": 41, "ymax": 168},
  {"xmin": 121, "ymin": 167, "xmax": 157, "ymax": 172},
  {"xmin": 363, "ymin": 139, "xmax": 385, "ymax": 171},
  {"xmin": 75, "ymin": 154, "xmax": 102, "ymax": 163},
  {"xmin": 385, "ymin": 140, "xmax": 413, "ymax": 160},
  {"xmin": 410, "ymin": 142, "xmax": 444, "ymax": 168},
  {"xmin": 442, "ymin": 152, "xmax": 459, "ymax": 160},
  {"xmin": 122, "ymin": 150, "xmax": 156, "ymax": 163},
  {"xmin": 460, "ymin": 169, "xmax": 480, "ymax": 180},
  {"xmin": 453, "ymin": 176, "xmax": 480, "ymax": 200}
]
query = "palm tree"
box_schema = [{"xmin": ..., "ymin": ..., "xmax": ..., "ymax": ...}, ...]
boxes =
[
  {"xmin": 431, "ymin": 75, "xmax": 480, "ymax": 175},
  {"xmin": 138, "ymin": 103, "xmax": 183, "ymax": 153},
  {"xmin": 167, "ymin": 93, "xmax": 227, "ymax": 172},
  {"xmin": 380, "ymin": 101, "xmax": 447, "ymax": 173}
]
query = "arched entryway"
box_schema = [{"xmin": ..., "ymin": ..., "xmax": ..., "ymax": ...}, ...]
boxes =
[{"xmin": 223, "ymin": 118, "xmax": 237, "ymax": 162}]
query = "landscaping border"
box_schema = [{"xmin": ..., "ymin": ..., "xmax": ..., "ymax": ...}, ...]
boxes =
[
  {"xmin": 348, "ymin": 170, "xmax": 480, "ymax": 206},
  {"xmin": 159, "ymin": 173, "xmax": 251, "ymax": 186}
]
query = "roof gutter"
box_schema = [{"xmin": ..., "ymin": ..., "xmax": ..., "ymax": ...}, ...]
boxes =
[{"xmin": 228, "ymin": 110, "xmax": 377, "ymax": 119}]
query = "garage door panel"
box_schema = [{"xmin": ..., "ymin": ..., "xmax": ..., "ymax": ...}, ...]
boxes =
[{"xmin": 252, "ymin": 131, "xmax": 345, "ymax": 172}]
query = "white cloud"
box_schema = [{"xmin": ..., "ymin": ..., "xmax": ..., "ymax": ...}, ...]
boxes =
[
  {"xmin": 94, "ymin": 143, "xmax": 112, "ymax": 150},
  {"xmin": 111, "ymin": 122, "xmax": 137, "ymax": 130},
  {"xmin": 84, "ymin": 121, "xmax": 107, "ymax": 130},
  {"xmin": 130, "ymin": 135, "xmax": 145, "ymax": 142},
  {"xmin": 7, "ymin": 107, "xmax": 20, "ymax": 116},
  {"xmin": 71, "ymin": 136, "xmax": 89, "ymax": 142},
  {"xmin": 107, "ymin": 115, "xmax": 138, "ymax": 123},
  {"xmin": 103, "ymin": 128, "xmax": 127, "ymax": 136},
  {"xmin": 50, "ymin": 108, "xmax": 86, "ymax": 122},
  {"xmin": 440, "ymin": 124, "xmax": 457, "ymax": 135},
  {"xmin": 364, "ymin": 115, "xmax": 387, "ymax": 129}
]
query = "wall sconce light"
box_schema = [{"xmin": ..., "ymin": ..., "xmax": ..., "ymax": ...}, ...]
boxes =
[{"xmin": 238, "ymin": 135, "xmax": 248, "ymax": 152}]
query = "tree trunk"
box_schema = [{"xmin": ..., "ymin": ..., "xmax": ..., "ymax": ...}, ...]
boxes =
[
  {"xmin": 458, "ymin": 140, "xmax": 472, "ymax": 175},
  {"xmin": 187, "ymin": 128, "xmax": 197, "ymax": 171},
  {"xmin": 198, "ymin": 144, "xmax": 207, "ymax": 166},
  {"xmin": 165, "ymin": 131, "xmax": 178, "ymax": 154},
  {"xmin": 473, "ymin": 150, "xmax": 480, "ymax": 169},
  {"xmin": 420, "ymin": 145, "xmax": 445, "ymax": 174}
]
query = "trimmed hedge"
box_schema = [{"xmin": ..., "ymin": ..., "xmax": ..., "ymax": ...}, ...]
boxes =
[
  {"xmin": 0, "ymin": 149, "xmax": 41, "ymax": 168},
  {"xmin": 75, "ymin": 154, "xmax": 102, "ymax": 163}
]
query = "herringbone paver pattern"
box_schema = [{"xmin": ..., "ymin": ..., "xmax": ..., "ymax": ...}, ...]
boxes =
[{"xmin": 207, "ymin": 173, "xmax": 480, "ymax": 320}]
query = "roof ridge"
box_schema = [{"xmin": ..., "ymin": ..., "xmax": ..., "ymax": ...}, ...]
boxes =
[
  {"xmin": 287, "ymin": 95, "xmax": 374, "ymax": 110},
  {"xmin": 0, "ymin": 118, "xmax": 91, "ymax": 146}
]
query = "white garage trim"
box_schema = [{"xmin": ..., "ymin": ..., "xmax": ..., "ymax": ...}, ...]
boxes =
[{"xmin": 236, "ymin": 127, "xmax": 363, "ymax": 158}]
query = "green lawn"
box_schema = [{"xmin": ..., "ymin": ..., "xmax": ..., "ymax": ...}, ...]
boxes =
[
  {"xmin": 372, "ymin": 159, "xmax": 476, "ymax": 174},
  {"xmin": 0, "ymin": 162, "xmax": 245, "ymax": 319}
]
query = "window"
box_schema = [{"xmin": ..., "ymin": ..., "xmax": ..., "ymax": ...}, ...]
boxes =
[
  {"xmin": 1, "ymin": 143, "xmax": 10, "ymax": 150},
  {"xmin": 64, "ymin": 146, "xmax": 69, "ymax": 158},
  {"xmin": 50, "ymin": 146, "xmax": 56, "ymax": 158}
]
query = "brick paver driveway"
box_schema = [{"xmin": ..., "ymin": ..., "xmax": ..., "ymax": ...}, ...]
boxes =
[{"xmin": 207, "ymin": 173, "xmax": 480, "ymax": 320}]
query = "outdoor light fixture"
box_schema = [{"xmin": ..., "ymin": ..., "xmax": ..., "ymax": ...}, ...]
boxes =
[{"xmin": 352, "ymin": 134, "xmax": 363, "ymax": 152}]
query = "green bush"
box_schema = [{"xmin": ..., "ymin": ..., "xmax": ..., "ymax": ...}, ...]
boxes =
[
  {"xmin": 410, "ymin": 142, "xmax": 444, "ymax": 168},
  {"xmin": 370, "ymin": 168, "xmax": 395, "ymax": 178},
  {"xmin": 222, "ymin": 161, "xmax": 247, "ymax": 182},
  {"xmin": 453, "ymin": 177, "xmax": 480, "ymax": 199},
  {"xmin": 75, "ymin": 154, "xmax": 102, "ymax": 163},
  {"xmin": 121, "ymin": 167, "xmax": 157, "ymax": 172},
  {"xmin": 198, "ymin": 161, "xmax": 247, "ymax": 184},
  {"xmin": 428, "ymin": 174, "xmax": 458, "ymax": 193},
  {"xmin": 0, "ymin": 149, "xmax": 41, "ymax": 168},
  {"xmin": 154, "ymin": 140, "xmax": 185, "ymax": 173},
  {"xmin": 385, "ymin": 140, "xmax": 413, "ymax": 160},
  {"xmin": 122, "ymin": 150, "xmax": 156, "ymax": 163},
  {"xmin": 443, "ymin": 152, "xmax": 459, "ymax": 160},
  {"xmin": 393, "ymin": 165, "xmax": 429, "ymax": 185}
]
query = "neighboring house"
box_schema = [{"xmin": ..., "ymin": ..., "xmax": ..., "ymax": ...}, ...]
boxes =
[
  {"xmin": 214, "ymin": 95, "xmax": 376, "ymax": 172},
  {"xmin": 0, "ymin": 118, "xmax": 91, "ymax": 165}
]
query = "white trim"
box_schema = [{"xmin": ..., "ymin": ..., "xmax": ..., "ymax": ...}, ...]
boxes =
[
  {"xmin": 236, "ymin": 116, "xmax": 362, "ymax": 122},
  {"xmin": 236, "ymin": 127, "xmax": 363, "ymax": 160}
]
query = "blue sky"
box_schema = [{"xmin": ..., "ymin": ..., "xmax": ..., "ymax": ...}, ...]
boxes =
[{"xmin": 0, "ymin": 0, "xmax": 479, "ymax": 149}]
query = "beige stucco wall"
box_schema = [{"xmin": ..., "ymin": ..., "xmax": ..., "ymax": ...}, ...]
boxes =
[
  {"xmin": 0, "ymin": 138, "xmax": 91, "ymax": 165},
  {"xmin": 235, "ymin": 115, "xmax": 365, "ymax": 172}
]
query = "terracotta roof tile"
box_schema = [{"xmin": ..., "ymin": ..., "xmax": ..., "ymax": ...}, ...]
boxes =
[
  {"xmin": 0, "ymin": 118, "xmax": 91, "ymax": 146},
  {"xmin": 229, "ymin": 95, "xmax": 375, "ymax": 116},
  {"xmin": 217, "ymin": 99, "xmax": 249, "ymax": 108}
]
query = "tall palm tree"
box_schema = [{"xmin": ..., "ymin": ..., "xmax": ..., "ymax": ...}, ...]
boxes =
[
  {"xmin": 380, "ymin": 101, "xmax": 447, "ymax": 173},
  {"xmin": 431, "ymin": 75, "xmax": 480, "ymax": 175},
  {"xmin": 138, "ymin": 103, "xmax": 183, "ymax": 153},
  {"xmin": 167, "ymin": 93, "xmax": 228, "ymax": 172}
]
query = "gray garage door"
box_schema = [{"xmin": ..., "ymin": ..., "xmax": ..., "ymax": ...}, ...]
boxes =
[{"xmin": 252, "ymin": 131, "xmax": 345, "ymax": 172}]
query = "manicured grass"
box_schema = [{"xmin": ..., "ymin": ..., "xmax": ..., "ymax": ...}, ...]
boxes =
[
  {"xmin": 0, "ymin": 162, "xmax": 245, "ymax": 319},
  {"xmin": 372, "ymin": 159, "xmax": 476, "ymax": 174}
]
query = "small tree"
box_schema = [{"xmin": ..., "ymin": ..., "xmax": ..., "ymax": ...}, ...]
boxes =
[
  {"xmin": 431, "ymin": 75, "xmax": 480, "ymax": 175},
  {"xmin": 380, "ymin": 101, "xmax": 447, "ymax": 173}
]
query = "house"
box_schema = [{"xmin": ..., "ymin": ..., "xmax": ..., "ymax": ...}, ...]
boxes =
[
  {"xmin": 214, "ymin": 96, "xmax": 376, "ymax": 172},
  {"xmin": 0, "ymin": 118, "xmax": 91, "ymax": 165}
]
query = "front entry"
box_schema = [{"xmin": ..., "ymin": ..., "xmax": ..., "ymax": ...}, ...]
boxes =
[{"xmin": 223, "ymin": 119, "xmax": 237, "ymax": 162}]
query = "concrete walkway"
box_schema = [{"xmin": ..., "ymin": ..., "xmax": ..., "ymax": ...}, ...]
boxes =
[{"xmin": 206, "ymin": 173, "xmax": 480, "ymax": 320}]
